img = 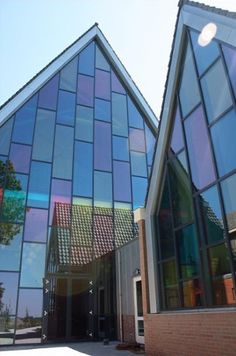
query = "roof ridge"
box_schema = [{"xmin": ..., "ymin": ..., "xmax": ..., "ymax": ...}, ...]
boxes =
[{"xmin": 179, "ymin": 0, "xmax": 236, "ymax": 18}]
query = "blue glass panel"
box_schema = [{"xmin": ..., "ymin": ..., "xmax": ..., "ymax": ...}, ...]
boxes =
[
  {"xmin": 79, "ymin": 42, "xmax": 95, "ymax": 76},
  {"xmin": 60, "ymin": 56, "xmax": 78, "ymax": 92},
  {"xmin": 17, "ymin": 288, "xmax": 43, "ymax": 321},
  {"xmin": 211, "ymin": 109, "xmax": 236, "ymax": 177},
  {"xmin": 129, "ymin": 128, "xmax": 146, "ymax": 152},
  {"xmin": 131, "ymin": 152, "xmax": 147, "ymax": 177},
  {"xmin": 75, "ymin": 105, "xmax": 93, "ymax": 142},
  {"xmin": 38, "ymin": 75, "xmax": 59, "ymax": 110},
  {"xmin": 73, "ymin": 141, "xmax": 93, "ymax": 197},
  {"xmin": 201, "ymin": 59, "xmax": 233, "ymax": 123},
  {"xmin": 94, "ymin": 121, "xmax": 111, "ymax": 171},
  {"xmin": 170, "ymin": 106, "xmax": 184, "ymax": 154},
  {"xmin": 127, "ymin": 96, "xmax": 143, "ymax": 129},
  {"xmin": 57, "ymin": 90, "xmax": 76, "ymax": 126},
  {"xmin": 0, "ymin": 224, "xmax": 22, "ymax": 270},
  {"xmin": 113, "ymin": 161, "xmax": 131, "ymax": 202},
  {"xmin": 24, "ymin": 208, "xmax": 48, "ymax": 242},
  {"xmin": 112, "ymin": 93, "xmax": 128, "ymax": 137},
  {"xmin": 184, "ymin": 106, "xmax": 215, "ymax": 190},
  {"xmin": 94, "ymin": 171, "xmax": 112, "ymax": 207},
  {"xmin": 0, "ymin": 118, "xmax": 13, "ymax": 155},
  {"xmin": 28, "ymin": 161, "xmax": 51, "ymax": 208},
  {"xmin": 132, "ymin": 176, "xmax": 147, "ymax": 209},
  {"xmin": 221, "ymin": 173, "xmax": 236, "ymax": 231},
  {"xmin": 20, "ymin": 243, "xmax": 46, "ymax": 287},
  {"xmin": 77, "ymin": 74, "xmax": 94, "ymax": 107},
  {"xmin": 9, "ymin": 143, "xmax": 31, "ymax": 174},
  {"xmin": 96, "ymin": 46, "xmax": 110, "ymax": 71},
  {"xmin": 32, "ymin": 109, "xmax": 55, "ymax": 162},
  {"xmin": 95, "ymin": 98, "xmax": 111, "ymax": 122},
  {"xmin": 145, "ymin": 124, "xmax": 156, "ymax": 165},
  {"xmin": 179, "ymin": 44, "xmax": 201, "ymax": 118},
  {"xmin": 222, "ymin": 44, "xmax": 236, "ymax": 98},
  {"xmin": 53, "ymin": 125, "xmax": 73, "ymax": 179},
  {"xmin": 95, "ymin": 69, "xmax": 110, "ymax": 100},
  {"xmin": 113, "ymin": 136, "xmax": 129, "ymax": 161},
  {"xmin": 13, "ymin": 95, "xmax": 37, "ymax": 144},
  {"xmin": 111, "ymin": 70, "xmax": 126, "ymax": 94},
  {"xmin": 0, "ymin": 272, "xmax": 18, "ymax": 315},
  {"xmin": 190, "ymin": 31, "xmax": 220, "ymax": 75}
]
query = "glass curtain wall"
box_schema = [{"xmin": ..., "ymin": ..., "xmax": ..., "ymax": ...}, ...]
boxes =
[
  {"xmin": 0, "ymin": 41, "xmax": 156, "ymax": 344},
  {"xmin": 156, "ymin": 29, "xmax": 236, "ymax": 310}
]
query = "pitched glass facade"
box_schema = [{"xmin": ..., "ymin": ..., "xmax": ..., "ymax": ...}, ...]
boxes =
[
  {"xmin": 156, "ymin": 30, "xmax": 236, "ymax": 310},
  {"xmin": 0, "ymin": 41, "xmax": 155, "ymax": 344}
]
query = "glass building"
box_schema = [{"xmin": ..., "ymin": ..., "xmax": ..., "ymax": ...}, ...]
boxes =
[{"xmin": 0, "ymin": 25, "xmax": 157, "ymax": 344}]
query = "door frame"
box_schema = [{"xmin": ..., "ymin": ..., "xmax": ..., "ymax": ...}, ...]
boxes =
[{"xmin": 133, "ymin": 275, "xmax": 144, "ymax": 344}]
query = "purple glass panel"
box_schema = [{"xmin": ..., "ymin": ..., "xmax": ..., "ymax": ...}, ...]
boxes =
[
  {"xmin": 129, "ymin": 128, "xmax": 146, "ymax": 152},
  {"xmin": 94, "ymin": 121, "xmax": 111, "ymax": 171},
  {"xmin": 222, "ymin": 44, "xmax": 236, "ymax": 98},
  {"xmin": 24, "ymin": 208, "xmax": 48, "ymax": 242},
  {"xmin": 50, "ymin": 179, "xmax": 71, "ymax": 224},
  {"xmin": 111, "ymin": 71, "xmax": 126, "ymax": 94},
  {"xmin": 95, "ymin": 69, "xmax": 110, "ymax": 100},
  {"xmin": 113, "ymin": 161, "xmax": 131, "ymax": 202},
  {"xmin": 9, "ymin": 143, "xmax": 31, "ymax": 173},
  {"xmin": 77, "ymin": 74, "xmax": 94, "ymax": 107},
  {"xmin": 170, "ymin": 106, "xmax": 184, "ymax": 154},
  {"xmin": 38, "ymin": 74, "xmax": 59, "ymax": 110},
  {"xmin": 184, "ymin": 106, "xmax": 215, "ymax": 190}
]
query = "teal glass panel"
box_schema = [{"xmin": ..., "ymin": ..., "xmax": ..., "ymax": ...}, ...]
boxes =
[
  {"xmin": 0, "ymin": 224, "xmax": 22, "ymax": 270},
  {"xmin": 132, "ymin": 176, "xmax": 147, "ymax": 209},
  {"xmin": 168, "ymin": 154, "xmax": 193, "ymax": 227},
  {"xmin": 12, "ymin": 95, "xmax": 38, "ymax": 144},
  {"xmin": 179, "ymin": 44, "xmax": 201, "ymax": 118},
  {"xmin": 73, "ymin": 141, "xmax": 93, "ymax": 197},
  {"xmin": 221, "ymin": 174, "xmax": 236, "ymax": 231},
  {"xmin": 145, "ymin": 124, "xmax": 155, "ymax": 165},
  {"xmin": 130, "ymin": 151, "xmax": 147, "ymax": 177},
  {"xmin": 53, "ymin": 125, "xmax": 73, "ymax": 179},
  {"xmin": 113, "ymin": 136, "xmax": 129, "ymax": 161},
  {"xmin": 112, "ymin": 93, "xmax": 128, "ymax": 137},
  {"xmin": 190, "ymin": 30, "xmax": 220, "ymax": 75},
  {"xmin": 79, "ymin": 42, "xmax": 95, "ymax": 76},
  {"xmin": 20, "ymin": 243, "xmax": 46, "ymax": 287},
  {"xmin": 199, "ymin": 185, "xmax": 224, "ymax": 244},
  {"xmin": 60, "ymin": 56, "xmax": 78, "ymax": 92},
  {"xmin": 176, "ymin": 224, "xmax": 200, "ymax": 279},
  {"xmin": 57, "ymin": 90, "xmax": 76, "ymax": 126},
  {"xmin": 32, "ymin": 109, "xmax": 55, "ymax": 162},
  {"xmin": 201, "ymin": 59, "xmax": 233, "ymax": 123},
  {"xmin": 94, "ymin": 171, "xmax": 112, "ymax": 207},
  {"xmin": 211, "ymin": 109, "xmax": 236, "ymax": 177},
  {"xmin": 28, "ymin": 161, "xmax": 51, "ymax": 208},
  {"xmin": 96, "ymin": 46, "xmax": 110, "ymax": 71},
  {"xmin": 127, "ymin": 96, "xmax": 143, "ymax": 129},
  {"xmin": 2, "ymin": 173, "xmax": 27, "ymax": 223},
  {"xmin": 95, "ymin": 98, "xmax": 111, "ymax": 122},
  {"xmin": 75, "ymin": 105, "xmax": 93, "ymax": 142},
  {"xmin": 0, "ymin": 118, "xmax": 13, "ymax": 156}
]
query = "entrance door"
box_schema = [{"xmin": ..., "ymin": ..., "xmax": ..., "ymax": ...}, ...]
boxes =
[
  {"xmin": 133, "ymin": 276, "xmax": 144, "ymax": 344},
  {"xmin": 46, "ymin": 276, "xmax": 91, "ymax": 341}
]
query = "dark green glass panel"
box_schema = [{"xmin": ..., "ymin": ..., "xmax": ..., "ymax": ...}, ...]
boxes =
[
  {"xmin": 176, "ymin": 224, "xmax": 199, "ymax": 279},
  {"xmin": 182, "ymin": 279, "xmax": 203, "ymax": 307},
  {"xmin": 157, "ymin": 176, "xmax": 175, "ymax": 259},
  {"xmin": 199, "ymin": 185, "xmax": 224, "ymax": 244},
  {"xmin": 209, "ymin": 243, "xmax": 231, "ymax": 278},
  {"xmin": 168, "ymin": 154, "xmax": 193, "ymax": 227},
  {"xmin": 162, "ymin": 260, "xmax": 180, "ymax": 309}
]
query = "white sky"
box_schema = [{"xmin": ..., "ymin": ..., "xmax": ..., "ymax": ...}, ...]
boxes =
[{"xmin": 0, "ymin": 0, "xmax": 236, "ymax": 118}]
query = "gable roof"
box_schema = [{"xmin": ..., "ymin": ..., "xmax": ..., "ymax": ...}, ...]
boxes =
[
  {"xmin": 144, "ymin": 0, "xmax": 236, "ymax": 314},
  {"xmin": 0, "ymin": 24, "xmax": 158, "ymax": 133}
]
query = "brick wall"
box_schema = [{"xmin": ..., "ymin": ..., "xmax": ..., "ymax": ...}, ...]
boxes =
[{"xmin": 121, "ymin": 314, "xmax": 135, "ymax": 343}]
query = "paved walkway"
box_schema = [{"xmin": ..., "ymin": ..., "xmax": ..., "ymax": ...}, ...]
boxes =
[{"xmin": 0, "ymin": 341, "xmax": 140, "ymax": 356}]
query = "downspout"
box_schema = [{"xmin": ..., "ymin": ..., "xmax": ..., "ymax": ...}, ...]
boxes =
[{"xmin": 117, "ymin": 249, "xmax": 123, "ymax": 342}]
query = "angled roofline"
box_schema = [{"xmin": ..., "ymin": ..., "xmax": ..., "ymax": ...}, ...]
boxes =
[
  {"xmin": 0, "ymin": 24, "xmax": 158, "ymax": 133},
  {"xmin": 144, "ymin": 1, "xmax": 236, "ymax": 314}
]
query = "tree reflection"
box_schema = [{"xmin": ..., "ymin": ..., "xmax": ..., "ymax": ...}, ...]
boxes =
[{"xmin": 0, "ymin": 159, "xmax": 24, "ymax": 244}]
